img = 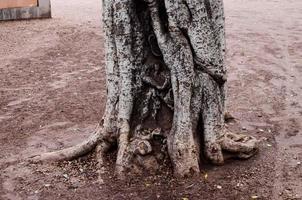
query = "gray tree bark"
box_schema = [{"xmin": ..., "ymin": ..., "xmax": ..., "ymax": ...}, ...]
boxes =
[{"xmin": 32, "ymin": 0, "xmax": 259, "ymax": 178}]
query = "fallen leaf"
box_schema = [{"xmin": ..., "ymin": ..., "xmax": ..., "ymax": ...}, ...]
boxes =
[{"xmin": 204, "ymin": 173, "xmax": 208, "ymax": 180}]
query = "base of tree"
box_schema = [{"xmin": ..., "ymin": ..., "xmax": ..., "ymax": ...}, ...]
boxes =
[{"xmin": 30, "ymin": 115, "xmax": 258, "ymax": 179}]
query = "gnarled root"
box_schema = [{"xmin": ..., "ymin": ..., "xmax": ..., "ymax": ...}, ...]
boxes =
[
  {"xmin": 205, "ymin": 130, "xmax": 259, "ymax": 165},
  {"xmin": 28, "ymin": 125, "xmax": 107, "ymax": 163},
  {"xmin": 219, "ymin": 131, "xmax": 259, "ymax": 159},
  {"xmin": 27, "ymin": 124, "xmax": 258, "ymax": 179}
]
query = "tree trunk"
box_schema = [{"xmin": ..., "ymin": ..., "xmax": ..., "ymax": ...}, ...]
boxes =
[{"xmin": 32, "ymin": 0, "xmax": 259, "ymax": 178}]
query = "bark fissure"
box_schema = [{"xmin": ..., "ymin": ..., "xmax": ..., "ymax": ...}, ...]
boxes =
[{"xmin": 31, "ymin": 0, "xmax": 259, "ymax": 178}]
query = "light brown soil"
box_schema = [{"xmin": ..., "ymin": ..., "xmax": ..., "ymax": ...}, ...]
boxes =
[{"xmin": 0, "ymin": 0, "xmax": 301, "ymax": 199}]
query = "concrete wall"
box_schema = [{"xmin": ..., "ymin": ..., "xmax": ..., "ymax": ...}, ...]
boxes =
[{"xmin": 0, "ymin": 0, "xmax": 51, "ymax": 21}]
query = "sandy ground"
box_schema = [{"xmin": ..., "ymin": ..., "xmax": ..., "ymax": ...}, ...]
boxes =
[{"xmin": 0, "ymin": 0, "xmax": 301, "ymax": 199}]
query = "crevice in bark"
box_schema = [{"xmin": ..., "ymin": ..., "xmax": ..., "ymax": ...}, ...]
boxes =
[
  {"xmin": 204, "ymin": 0, "xmax": 213, "ymax": 20},
  {"xmin": 29, "ymin": 0, "xmax": 259, "ymax": 179}
]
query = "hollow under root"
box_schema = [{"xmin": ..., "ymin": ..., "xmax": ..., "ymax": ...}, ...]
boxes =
[{"xmin": 114, "ymin": 128, "xmax": 164, "ymax": 178}]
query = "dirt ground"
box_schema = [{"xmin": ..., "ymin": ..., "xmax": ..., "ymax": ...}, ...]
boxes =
[{"xmin": 0, "ymin": 0, "xmax": 301, "ymax": 199}]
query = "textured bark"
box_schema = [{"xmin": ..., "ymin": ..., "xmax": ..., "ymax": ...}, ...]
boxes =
[{"xmin": 31, "ymin": 0, "xmax": 259, "ymax": 178}]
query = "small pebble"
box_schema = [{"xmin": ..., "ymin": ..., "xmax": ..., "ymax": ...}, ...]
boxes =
[
  {"xmin": 98, "ymin": 178, "xmax": 104, "ymax": 184},
  {"xmin": 236, "ymin": 183, "xmax": 243, "ymax": 187},
  {"xmin": 217, "ymin": 185, "xmax": 222, "ymax": 189},
  {"xmin": 63, "ymin": 174, "xmax": 69, "ymax": 179}
]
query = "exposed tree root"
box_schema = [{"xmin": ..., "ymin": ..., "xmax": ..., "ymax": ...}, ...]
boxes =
[
  {"xmin": 29, "ymin": 125, "xmax": 107, "ymax": 162},
  {"xmin": 29, "ymin": 126, "xmax": 258, "ymax": 179},
  {"xmin": 219, "ymin": 131, "xmax": 259, "ymax": 159}
]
